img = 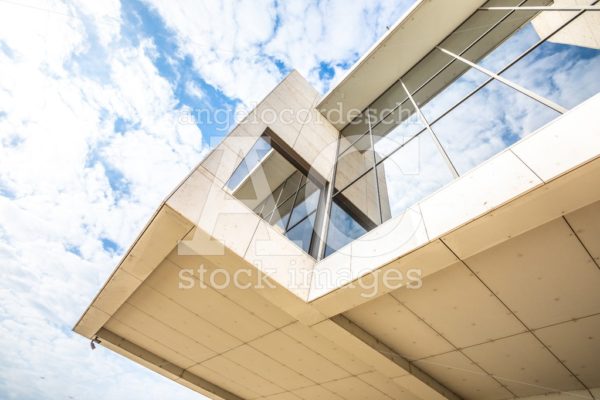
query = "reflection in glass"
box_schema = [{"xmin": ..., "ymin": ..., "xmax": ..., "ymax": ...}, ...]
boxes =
[
  {"xmin": 335, "ymin": 133, "xmax": 374, "ymax": 193},
  {"xmin": 339, "ymin": 111, "xmax": 370, "ymax": 154},
  {"xmin": 286, "ymin": 213, "xmax": 316, "ymax": 253},
  {"xmin": 431, "ymin": 79, "xmax": 559, "ymax": 174},
  {"xmin": 269, "ymin": 195, "xmax": 295, "ymax": 233},
  {"xmin": 368, "ymin": 81, "xmax": 408, "ymax": 128},
  {"xmin": 226, "ymin": 136, "xmax": 271, "ymax": 190},
  {"xmin": 325, "ymin": 169, "xmax": 380, "ymax": 256},
  {"xmin": 402, "ymin": 47, "xmax": 456, "ymax": 94},
  {"xmin": 501, "ymin": 13, "xmax": 600, "ymax": 110},
  {"xmin": 377, "ymin": 131, "xmax": 454, "ymax": 221},
  {"xmin": 475, "ymin": 21, "xmax": 541, "ymax": 72},
  {"xmin": 324, "ymin": 200, "xmax": 368, "ymax": 258},
  {"xmin": 277, "ymin": 171, "xmax": 303, "ymax": 206},
  {"xmin": 288, "ymin": 180, "xmax": 321, "ymax": 228},
  {"xmin": 416, "ymin": 65, "xmax": 489, "ymax": 123},
  {"xmin": 256, "ymin": 184, "xmax": 283, "ymax": 219},
  {"xmin": 372, "ymin": 100, "xmax": 426, "ymax": 161}
]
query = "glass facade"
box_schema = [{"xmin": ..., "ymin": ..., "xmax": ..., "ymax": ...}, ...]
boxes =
[
  {"xmin": 323, "ymin": 4, "xmax": 600, "ymax": 257},
  {"xmin": 225, "ymin": 4, "xmax": 600, "ymax": 259},
  {"xmin": 226, "ymin": 137, "xmax": 322, "ymax": 256}
]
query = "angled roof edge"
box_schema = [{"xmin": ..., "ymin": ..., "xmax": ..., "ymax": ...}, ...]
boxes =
[{"xmin": 317, "ymin": 0, "xmax": 487, "ymax": 130}]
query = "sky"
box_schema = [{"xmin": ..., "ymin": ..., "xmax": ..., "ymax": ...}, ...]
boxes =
[
  {"xmin": 2, "ymin": 1, "xmax": 599, "ymax": 399},
  {"xmin": 0, "ymin": 0, "xmax": 415, "ymax": 399}
]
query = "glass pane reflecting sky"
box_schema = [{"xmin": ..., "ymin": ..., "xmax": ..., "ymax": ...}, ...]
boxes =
[
  {"xmin": 372, "ymin": 101, "xmax": 426, "ymax": 161},
  {"xmin": 378, "ymin": 131, "xmax": 454, "ymax": 221},
  {"xmin": 288, "ymin": 181, "xmax": 320, "ymax": 228},
  {"xmin": 501, "ymin": 13, "xmax": 600, "ymax": 110},
  {"xmin": 335, "ymin": 133, "xmax": 374, "ymax": 193},
  {"xmin": 226, "ymin": 136, "xmax": 271, "ymax": 190},
  {"xmin": 417, "ymin": 66, "xmax": 489, "ymax": 123},
  {"xmin": 476, "ymin": 22, "xmax": 541, "ymax": 72},
  {"xmin": 286, "ymin": 213, "xmax": 316, "ymax": 253},
  {"xmin": 325, "ymin": 200, "xmax": 367, "ymax": 257},
  {"xmin": 431, "ymin": 79, "xmax": 559, "ymax": 174}
]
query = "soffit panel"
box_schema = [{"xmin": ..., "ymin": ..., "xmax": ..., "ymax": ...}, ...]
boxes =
[
  {"xmin": 465, "ymin": 218, "xmax": 600, "ymax": 329},
  {"xmin": 167, "ymin": 249, "xmax": 296, "ymax": 329},
  {"xmin": 344, "ymin": 294, "xmax": 454, "ymax": 361},
  {"xmin": 145, "ymin": 259, "xmax": 276, "ymax": 343},
  {"xmin": 461, "ymin": 332, "xmax": 583, "ymax": 397},
  {"xmin": 413, "ymin": 351, "xmax": 512, "ymax": 400},
  {"xmin": 258, "ymin": 393, "xmax": 303, "ymax": 400},
  {"xmin": 357, "ymin": 371, "xmax": 421, "ymax": 400},
  {"xmin": 104, "ymin": 317, "xmax": 196, "ymax": 369},
  {"xmin": 564, "ymin": 200, "xmax": 600, "ymax": 265},
  {"xmin": 390, "ymin": 262, "xmax": 525, "ymax": 348},
  {"xmin": 200, "ymin": 355, "xmax": 285, "ymax": 397},
  {"xmin": 222, "ymin": 344, "xmax": 314, "ymax": 391},
  {"xmin": 249, "ymin": 330, "xmax": 350, "ymax": 384},
  {"xmin": 291, "ymin": 384, "xmax": 345, "ymax": 400},
  {"xmin": 188, "ymin": 363, "xmax": 261, "ymax": 399},
  {"xmin": 534, "ymin": 314, "xmax": 600, "ymax": 388},
  {"xmin": 321, "ymin": 376, "xmax": 394, "ymax": 400},
  {"xmin": 127, "ymin": 285, "xmax": 242, "ymax": 354},
  {"xmin": 111, "ymin": 302, "xmax": 216, "ymax": 362},
  {"xmin": 281, "ymin": 322, "xmax": 372, "ymax": 376}
]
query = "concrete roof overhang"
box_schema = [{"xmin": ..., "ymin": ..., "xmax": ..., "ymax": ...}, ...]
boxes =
[
  {"xmin": 74, "ymin": 86, "xmax": 600, "ymax": 399},
  {"xmin": 317, "ymin": 0, "xmax": 488, "ymax": 130}
]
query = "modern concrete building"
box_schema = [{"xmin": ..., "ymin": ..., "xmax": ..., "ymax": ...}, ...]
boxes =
[{"xmin": 75, "ymin": 1, "xmax": 600, "ymax": 399}]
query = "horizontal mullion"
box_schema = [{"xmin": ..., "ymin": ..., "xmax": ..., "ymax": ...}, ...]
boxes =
[{"xmin": 332, "ymin": 128, "xmax": 430, "ymax": 197}]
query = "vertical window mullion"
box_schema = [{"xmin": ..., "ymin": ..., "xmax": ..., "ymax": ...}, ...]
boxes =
[
  {"xmin": 368, "ymin": 107, "xmax": 383, "ymax": 225},
  {"xmin": 315, "ymin": 131, "xmax": 342, "ymax": 260}
]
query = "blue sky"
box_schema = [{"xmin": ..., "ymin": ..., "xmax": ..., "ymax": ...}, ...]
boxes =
[
  {"xmin": 0, "ymin": 0, "xmax": 599, "ymax": 398},
  {"xmin": 0, "ymin": 0, "xmax": 414, "ymax": 399}
]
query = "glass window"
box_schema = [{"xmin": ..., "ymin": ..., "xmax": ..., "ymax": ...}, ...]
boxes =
[
  {"xmin": 326, "ymin": 169, "xmax": 380, "ymax": 256},
  {"xmin": 339, "ymin": 111, "xmax": 370, "ymax": 154},
  {"xmin": 474, "ymin": 17, "xmax": 542, "ymax": 72},
  {"xmin": 334, "ymin": 133, "xmax": 374, "ymax": 193},
  {"xmin": 225, "ymin": 135, "xmax": 323, "ymax": 257},
  {"xmin": 269, "ymin": 192, "xmax": 295, "ymax": 233},
  {"xmin": 438, "ymin": 6, "xmax": 526, "ymax": 57},
  {"xmin": 368, "ymin": 81, "xmax": 409, "ymax": 128},
  {"xmin": 226, "ymin": 136, "xmax": 271, "ymax": 190},
  {"xmin": 288, "ymin": 180, "xmax": 321, "ymax": 228},
  {"xmin": 325, "ymin": 5, "xmax": 600, "ymax": 258},
  {"xmin": 430, "ymin": 78, "xmax": 559, "ymax": 175},
  {"xmin": 372, "ymin": 99, "xmax": 426, "ymax": 161},
  {"xmin": 324, "ymin": 200, "xmax": 368, "ymax": 258},
  {"xmin": 402, "ymin": 47, "xmax": 457, "ymax": 95},
  {"xmin": 377, "ymin": 131, "xmax": 455, "ymax": 221},
  {"xmin": 500, "ymin": 12, "xmax": 600, "ymax": 110},
  {"xmin": 256, "ymin": 184, "xmax": 283, "ymax": 219},
  {"xmin": 286, "ymin": 213, "xmax": 317, "ymax": 253},
  {"xmin": 415, "ymin": 61, "xmax": 490, "ymax": 123},
  {"xmin": 277, "ymin": 170, "xmax": 303, "ymax": 206}
]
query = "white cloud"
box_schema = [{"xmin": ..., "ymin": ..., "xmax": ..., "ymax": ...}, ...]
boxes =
[
  {"xmin": 185, "ymin": 80, "xmax": 204, "ymax": 100},
  {"xmin": 142, "ymin": 0, "xmax": 413, "ymax": 104},
  {"xmin": 0, "ymin": 0, "xmax": 421, "ymax": 398},
  {"xmin": 0, "ymin": 0, "xmax": 206, "ymax": 399}
]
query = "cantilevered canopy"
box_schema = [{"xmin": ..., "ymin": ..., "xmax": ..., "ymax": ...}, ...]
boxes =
[{"xmin": 317, "ymin": 0, "xmax": 488, "ymax": 130}]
